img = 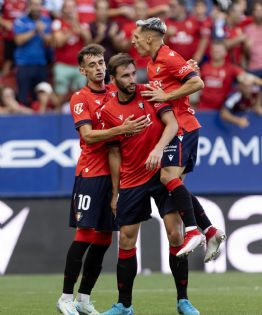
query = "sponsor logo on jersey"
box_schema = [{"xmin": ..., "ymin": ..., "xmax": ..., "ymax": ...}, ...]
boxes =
[
  {"xmin": 138, "ymin": 102, "xmax": 144, "ymax": 109},
  {"xmin": 95, "ymin": 100, "xmax": 101, "ymax": 105},
  {"xmin": 168, "ymin": 154, "xmax": 174, "ymax": 161},
  {"xmin": 154, "ymin": 103, "xmax": 162, "ymax": 108},
  {"xmin": 179, "ymin": 65, "xmax": 191, "ymax": 74},
  {"xmin": 178, "ymin": 136, "xmax": 184, "ymax": 142},
  {"xmin": 74, "ymin": 103, "xmax": 84, "ymax": 114},
  {"xmin": 118, "ymin": 115, "xmax": 123, "ymax": 121},
  {"xmin": 169, "ymin": 51, "xmax": 175, "ymax": 56},
  {"xmin": 156, "ymin": 66, "xmax": 161, "ymax": 73}
]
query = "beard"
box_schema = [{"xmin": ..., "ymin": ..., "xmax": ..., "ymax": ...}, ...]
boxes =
[{"xmin": 115, "ymin": 78, "xmax": 136, "ymax": 96}]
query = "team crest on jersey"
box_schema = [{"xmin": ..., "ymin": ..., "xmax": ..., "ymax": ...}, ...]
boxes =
[
  {"xmin": 178, "ymin": 136, "xmax": 184, "ymax": 142},
  {"xmin": 168, "ymin": 154, "xmax": 174, "ymax": 161},
  {"xmin": 156, "ymin": 66, "xmax": 161, "ymax": 73},
  {"xmin": 169, "ymin": 51, "xmax": 175, "ymax": 56},
  {"xmin": 76, "ymin": 212, "xmax": 82, "ymax": 222},
  {"xmin": 138, "ymin": 102, "xmax": 144, "ymax": 109},
  {"xmin": 74, "ymin": 103, "xmax": 84, "ymax": 114},
  {"xmin": 118, "ymin": 114, "xmax": 123, "ymax": 121}
]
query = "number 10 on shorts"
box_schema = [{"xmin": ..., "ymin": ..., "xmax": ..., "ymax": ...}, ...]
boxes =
[{"xmin": 77, "ymin": 194, "xmax": 91, "ymax": 210}]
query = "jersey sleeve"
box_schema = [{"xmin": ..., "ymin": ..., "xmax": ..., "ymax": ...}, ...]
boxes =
[
  {"xmin": 70, "ymin": 92, "xmax": 92, "ymax": 130},
  {"xmin": 100, "ymin": 104, "xmax": 124, "ymax": 144},
  {"xmin": 153, "ymin": 102, "xmax": 172, "ymax": 117},
  {"xmin": 168, "ymin": 52, "xmax": 199, "ymax": 83}
]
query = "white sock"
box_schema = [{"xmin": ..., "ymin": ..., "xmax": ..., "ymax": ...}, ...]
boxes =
[
  {"xmin": 76, "ymin": 293, "xmax": 90, "ymax": 303},
  {"xmin": 61, "ymin": 293, "xmax": 73, "ymax": 301},
  {"xmin": 185, "ymin": 226, "xmax": 197, "ymax": 232},
  {"xmin": 203, "ymin": 225, "xmax": 212, "ymax": 234}
]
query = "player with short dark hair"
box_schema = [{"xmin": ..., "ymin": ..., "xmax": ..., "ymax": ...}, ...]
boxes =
[
  {"xmin": 100, "ymin": 53, "xmax": 200, "ymax": 315},
  {"xmin": 56, "ymin": 44, "xmax": 148, "ymax": 315},
  {"xmin": 132, "ymin": 17, "xmax": 226, "ymax": 262}
]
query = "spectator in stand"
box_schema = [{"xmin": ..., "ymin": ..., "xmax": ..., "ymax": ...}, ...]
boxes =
[
  {"xmin": 51, "ymin": 0, "xmax": 91, "ymax": 106},
  {"xmin": 220, "ymin": 81, "xmax": 262, "ymax": 128},
  {"xmin": 108, "ymin": 0, "xmax": 135, "ymax": 28},
  {"xmin": 193, "ymin": 0, "xmax": 213, "ymax": 28},
  {"xmin": 89, "ymin": 0, "xmax": 125, "ymax": 65},
  {"xmin": 13, "ymin": 0, "xmax": 52, "ymax": 107},
  {"xmin": 165, "ymin": 0, "xmax": 210, "ymax": 63},
  {"xmin": 31, "ymin": 81, "xmax": 60, "ymax": 113},
  {"xmin": 0, "ymin": 85, "xmax": 32, "ymax": 114},
  {"xmin": 146, "ymin": 0, "xmax": 170, "ymax": 19},
  {"xmin": 223, "ymin": 2, "xmax": 250, "ymax": 66},
  {"xmin": 76, "ymin": 0, "xmax": 96, "ymax": 24},
  {"xmin": 244, "ymin": 0, "xmax": 262, "ymax": 78},
  {"xmin": 121, "ymin": 0, "xmax": 150, "ymax": 83},
  {"xmin": 211, "ymin": 0, "xmax": 228, "ymax": 39},
  {"xmin": 198, "ymin": 40, "xmax": 262, "ymax": 111},
  {"xmin": 0, "ymin": 0, "xmax": 27, "ymax": 76},
  {"xmin": 43, "ymin": 0, "xmax": 64, "ymax": 19}
]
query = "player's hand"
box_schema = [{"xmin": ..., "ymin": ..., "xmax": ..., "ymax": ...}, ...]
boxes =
[
  {"xmin": 187, "ymin": 59, "xmax": 200, "ymax": 72},
  {"xmin": 111, "ymin": 193, "xmax": 118, "ymax": 216},
  {"xmin": 145, "ymin": 147, "xmax": 163, "ymax": 170},
  {"xmin": 237, "ymin": 117, "xmax": 249, "ymax": 128},
  {"xmin": 121, "ymin": 114, "xmax": 149, "ymax": 134},
  {"xmin": 141, "ymin": 86, "xmax": 169, "ymax": 102}
]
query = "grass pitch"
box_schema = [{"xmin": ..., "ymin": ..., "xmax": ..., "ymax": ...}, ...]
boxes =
[{"xmin": 1, "ymin": 272, "xmax": 262, "ymax": 315}]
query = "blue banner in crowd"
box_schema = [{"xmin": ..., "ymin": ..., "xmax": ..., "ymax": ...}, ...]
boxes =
[{"xmin": 0, "ymin": 112, "xmax": 261, "ymax": 196}]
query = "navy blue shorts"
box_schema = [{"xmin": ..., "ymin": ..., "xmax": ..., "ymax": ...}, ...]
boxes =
[
  {"xmin": 116, "ymin": 171, "xmax": 174, "ymax": 226},
  {"xmin": 69, "ymin": 175, "xmax": 118, "ymax": 231},
  {"xmin": 162, "ymin": 129, "xmax": 199, "ymax": 173}
]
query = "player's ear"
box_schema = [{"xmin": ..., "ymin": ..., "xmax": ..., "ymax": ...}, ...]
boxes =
[
  {"xmin": 146, "ymin": 34, "xmax": 152, "ymax": 44},
  {"xmin": 79, "ymin": 66, "xmax": 85, "ymax": 76},
  {"xmin": 110, "ymin": 75, "xmax": 116, "ymax": 84}
]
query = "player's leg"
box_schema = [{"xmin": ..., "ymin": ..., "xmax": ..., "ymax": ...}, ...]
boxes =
[
  {"xmin": 160, "ymin": 165, "xmax": 204, "ymax": 257},
  {"xmin": 57, "ymin": 229, "xmax": 94, "ymax": 315},
  {"xmin": 153, "ymin": 179, "xmax": 200, "ymax": 315},
  {"xmin": 101, "ymin": 184, "xmax": 152, "ymax": 315},
  {"xmin": 58, "ymin": 175, "xmax": 113, "ymax": 315},
  {"xmin": 160, "ymin": 130, "xmax": 205, "ymax": 257},
  {"xmin": 180, "ymin": 178, "xmax": 227, "ymax": 262},
  {"xmin": 75, "ymin": 231, "xmax": 113, "ymax": 315},
  {"xmin": 163, "ymin": 212, "xmax": 200, "ymax": 315},
  {"xmin": 101, "ymin": 224, "xmax": 139, "ymax": 315}
]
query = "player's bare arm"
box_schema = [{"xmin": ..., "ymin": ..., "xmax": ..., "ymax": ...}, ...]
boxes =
[
  {"xmin": 79, "ymin": 115, "xmax": 148, "ymax": 144},
  {"xmin": 141, "ymin": 76, "xmax": 204, "ymax": 102},
  {"xmin": 108, "ymin": 145, "xmax": 121, "ymax": 215},
  {"xmin": 145, "ymin": 111, "xmax": 178, "ymax": 170}
]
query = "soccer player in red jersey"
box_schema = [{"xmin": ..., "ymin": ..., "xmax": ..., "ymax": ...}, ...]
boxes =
[
  {"xmin": 132, "ymin": 17, "xmax": 226, "ymax": 261},
  {"xmin": 57, "ymin": 44, "xmax": 148, "ymax": 315},
  {"xmin": 100, "ymin": 53, "xmax": 201, "ymax": 315}
]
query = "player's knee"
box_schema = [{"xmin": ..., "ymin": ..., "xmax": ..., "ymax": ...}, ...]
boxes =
[
  {"xmin": 160, "ymin": 173, "xmax": 179, "ymax": 186},
  {"xmin": 166, "ymin": 229, "xmax": 183, "ymax": 247},
  {"xmin": 119, "ymin": 230, "xmax": 136, "ymax": 249}
]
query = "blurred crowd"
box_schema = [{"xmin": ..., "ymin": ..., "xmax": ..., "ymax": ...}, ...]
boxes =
[{"xmin": 0, "ymin": 0, "xmax": 262, "ymax": 128}]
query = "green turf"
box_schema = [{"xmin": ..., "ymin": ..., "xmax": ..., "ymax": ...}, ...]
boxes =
[{"xmin": 1, "ymin": 272, "xmax": 262, "ymax": 315}]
